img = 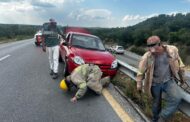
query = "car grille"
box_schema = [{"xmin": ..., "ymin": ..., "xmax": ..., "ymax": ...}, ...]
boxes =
[{"xmin": 97, "ymin": 64, "xmax": 110, "ymax": 69}]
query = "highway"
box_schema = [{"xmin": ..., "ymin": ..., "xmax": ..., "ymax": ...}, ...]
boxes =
[
  {"xmin": 2, "ymin": 39, "xmax": 189, "ymax": 121},
  {"xmin": 0, "ymin": 39, "xmax": 124, "ymax": 122}
]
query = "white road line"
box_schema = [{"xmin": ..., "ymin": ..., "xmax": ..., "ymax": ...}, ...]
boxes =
[{"xmin": 0, "ymin": 55, "xmax": 11, "ymax": 62}]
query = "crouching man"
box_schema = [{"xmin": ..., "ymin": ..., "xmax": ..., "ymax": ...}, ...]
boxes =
[{"xmin": 60, "ymin": 64, "xmax": 110, "ymax": 103}]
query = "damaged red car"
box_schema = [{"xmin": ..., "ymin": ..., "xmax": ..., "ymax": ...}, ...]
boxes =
[{"xmin": 59, "ymin": 27, "xmax": 118, "ymax": 77}]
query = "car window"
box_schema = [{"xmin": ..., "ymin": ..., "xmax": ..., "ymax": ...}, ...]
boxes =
[{"xmin": 71, "ymin": 34, "xmax": 105, "ymax": 51}]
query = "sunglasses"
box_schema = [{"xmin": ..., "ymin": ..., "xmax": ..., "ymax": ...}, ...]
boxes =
[{"xmin": 147, "ymin": 42, "xmax": 160, "ymax": 47}]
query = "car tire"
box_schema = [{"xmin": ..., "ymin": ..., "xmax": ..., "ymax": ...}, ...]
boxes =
[
  {"xmin": 59, "ymin": 55, "xmax": 63, "ymax": 62},
  {"xmin": 63, "ymin": 59, "xmax": 69, "ymax": 77},
  {"xmin": 35, "ymin": 42, "xmax": 39, "ymax": 46}
]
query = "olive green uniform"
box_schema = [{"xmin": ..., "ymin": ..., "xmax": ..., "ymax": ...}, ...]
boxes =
[{"xmin": 67, "ymin": 64, "xmax": 110, "ymax": 99}]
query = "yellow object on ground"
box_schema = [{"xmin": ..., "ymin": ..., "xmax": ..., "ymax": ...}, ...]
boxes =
[
  {"xmin": 102, "ymin": 89, "xmax": 134, "ymax": 122},
  {"xmin": 60, "ymin": 79, "xmax": 68, "ymax": 92}
]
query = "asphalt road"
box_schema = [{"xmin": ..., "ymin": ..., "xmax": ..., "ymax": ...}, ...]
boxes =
[{"xmin": 0, "ymin": 39, "xmax": 122, "ymax": 122}]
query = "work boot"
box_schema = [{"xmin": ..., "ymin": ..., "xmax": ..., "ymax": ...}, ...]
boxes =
[
  {"xmin": 50, "ymin": 70, "xmax": 54, "ymax": 76},
  {"xmin": 52, "ymin": 73, "xmax": 58, "ymax": 79}
]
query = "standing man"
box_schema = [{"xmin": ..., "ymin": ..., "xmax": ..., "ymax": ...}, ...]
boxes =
[
  {"xmin": 42, "ymin": 18, "xmax": 63, "ymax": 79},
  {"xmin": 136, "ymin": 36, "xmax": 186, "ymax": 122},
  {"xmin": 60, "ymin": 64, "xmax": 110, "ymax": 103}
]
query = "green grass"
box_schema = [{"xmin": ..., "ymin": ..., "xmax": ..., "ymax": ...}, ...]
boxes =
[
  {"xmin": 0, "ymin": 35, "xmax": 33, "ymax": 44},
  {"xmin": 111, "ymin": 70, "xmax": 190, "ymax": 122}
]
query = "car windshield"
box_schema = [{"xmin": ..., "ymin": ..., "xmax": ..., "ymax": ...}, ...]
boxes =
[{"xmin": 71, "ymin": 34, "xmax": 106, "ymax": 51}]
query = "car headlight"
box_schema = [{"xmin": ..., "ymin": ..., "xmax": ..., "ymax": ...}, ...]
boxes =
[
  {"xmin": 73, "ymin": 56, "xmax": 85, "ymax": 65},
  {"xmin": 111, "ymin": 59, "xmax": 118, "ymax": 69}
]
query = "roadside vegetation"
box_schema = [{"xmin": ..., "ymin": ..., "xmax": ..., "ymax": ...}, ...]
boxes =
[
  {"xmin": 112, "ymin": 70, "xmax": 190, "ymax": 122},
  {"xmin": 0, "ymin": 24, "xmax": 40, "ymax": 43}
]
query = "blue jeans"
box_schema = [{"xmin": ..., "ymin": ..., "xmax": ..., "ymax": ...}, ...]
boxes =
[{"xmin": 151, "ymin": 79, "xmax": 182, "ymax": 122}]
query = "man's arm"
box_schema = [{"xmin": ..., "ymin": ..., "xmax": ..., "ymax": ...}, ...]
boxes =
[
  {"xmin": 71, "ymin": 82, "xmax": 87, "ymax": 103},
  {"xmin": 57, "ymin": 26, "xmax": 66, "ymax": 40},
  {"xmin": 136, "ymin": 54, "xmax": 148, "ymax": 91}
]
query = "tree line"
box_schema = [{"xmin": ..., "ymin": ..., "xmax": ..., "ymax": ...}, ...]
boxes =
[
  {"xmin": 88, "ymin": 13, "xmax": 190, "ymax": 47},
  {"xmin": 87, "ymin": 13, "xmax": 190, "ymax": 64},
  {"xmin": 0, "ymin": 24, "xmax": 40, "ymax": 41},
  {"xmin": 1, "ymin": 13, "xmax": 190, "ymax": 46},
  {"xmin": 0, "ymin": 13, "xmax": 189, "ymax": 63}
]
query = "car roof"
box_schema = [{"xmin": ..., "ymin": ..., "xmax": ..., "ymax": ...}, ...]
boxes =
[
  {"xmin": 35, "ymin": 31, "xmax": 42, "ymax": 35},
  {"xmin": 68, "ymin": 32, "xmax": 99, "ymax": 38}
]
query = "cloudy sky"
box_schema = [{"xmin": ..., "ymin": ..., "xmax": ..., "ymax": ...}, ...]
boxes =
[{"xmin": 0, "ymin": 0, "xmax": 190, "ymax": 27}]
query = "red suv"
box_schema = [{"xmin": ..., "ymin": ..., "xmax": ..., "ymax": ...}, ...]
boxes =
[{"xmin": 59, "ymin": 28, "xmax": 117, "ymax": 77}]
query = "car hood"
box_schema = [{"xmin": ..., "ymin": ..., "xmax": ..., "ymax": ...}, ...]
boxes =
[{"xmin": 71, "ymin": 47, "xmax": 116, "ymax": 65}]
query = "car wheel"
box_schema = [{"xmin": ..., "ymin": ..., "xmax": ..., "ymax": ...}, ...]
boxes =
[
  {"xmin": 35, "ymin": 41, "xmax": 40, "ymax": 46},
  {"xmin": 63, "ymin": 59, "xmax": 69, "ymax": 77},
  {"xmin": 59, "ymin": 54, "xmax": 63, "ymax": 62},
  {"xmin": 35, "ymin": 41, "xmax": 38, "ymax": 46}
]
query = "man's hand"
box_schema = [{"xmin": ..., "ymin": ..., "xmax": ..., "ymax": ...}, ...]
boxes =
[
  {"xmin": 70, "ymin": 96, "xmax": 77, "ymax": 103},
  {"xmin": 137, "ymin": 81, "xmax": 142, "ymax": 92}
]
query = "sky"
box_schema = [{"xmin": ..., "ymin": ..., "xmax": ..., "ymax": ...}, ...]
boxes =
[{"xmin": 0, "ymin": 0, "xmax": 190, "ymax": 27}]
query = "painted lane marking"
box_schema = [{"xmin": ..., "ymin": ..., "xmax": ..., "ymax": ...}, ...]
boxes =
[
  {"xmin": 0, "ymin": 55, "xmax": 11, "ymax": 62},
  {"xmin": 102, "ymin": 89, "xmax": 134, "ymax": 122}
]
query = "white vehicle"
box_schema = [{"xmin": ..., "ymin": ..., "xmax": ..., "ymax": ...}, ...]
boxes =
[
  {"xmin": 114, "ymin": 45, "xmax": 125, "ymax": 54},
  {"xmin": 34, "ymin": 31, "xmax": 42, "ymax": 46}
]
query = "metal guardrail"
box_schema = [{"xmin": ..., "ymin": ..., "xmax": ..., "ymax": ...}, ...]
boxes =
[
  {"xmin": 117, "ymin": 59, "xmax": 137, "ymax": 80},
  {"xmin": 117, "ymin": 58, "xmax": 190, "ymax": 117},
  {"xmin": 124, "ymin": 50, "xmax": 141, "ymax": 61}
]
